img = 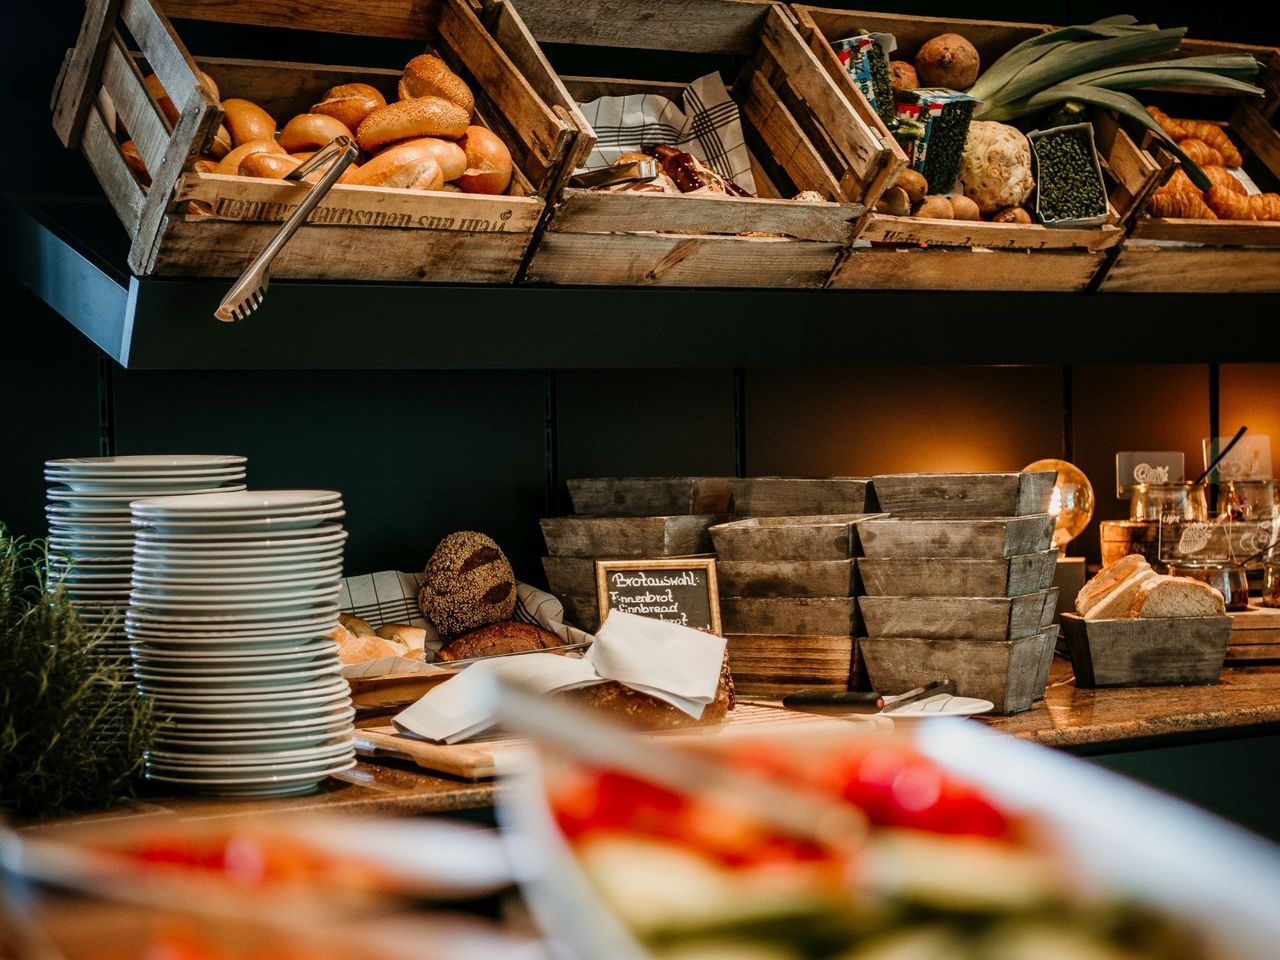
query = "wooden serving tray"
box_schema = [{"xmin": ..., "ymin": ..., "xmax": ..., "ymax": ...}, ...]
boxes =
[
  {"xmin": 858, "ymin": 589, "xmax": 1058, "ymax": 641},
  {"xmin": 708, "ymin": 514, "xmax": 883, "ymax": 561},
  {"xmin": 858, "ymin": 551, "xmax": 1057, "ymax": 598},
  {"xmin": 858, "ymin": 516, "xmax": 1055, "ymax": 559},
  {"xmin": 870, "ymin": 472, "xmax": 1056, "ymax": 519},
  {"xmin": 1061, "ymin": 613, "xmax": 1229, "ymax": 687}
]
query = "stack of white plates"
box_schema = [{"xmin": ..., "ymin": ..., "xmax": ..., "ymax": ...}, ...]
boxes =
[
  {"xmin": 45, "ymin": 455, "xmax": 248, "ymax": 662},
  {"xmin": 127, "ymin": 490, "xmax": 356, "ymax": 797}
]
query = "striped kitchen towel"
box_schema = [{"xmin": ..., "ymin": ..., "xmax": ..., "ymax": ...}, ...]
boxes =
[{"xmin": 578, "ymin": 71, "xmax": 756, "ymax": 195}]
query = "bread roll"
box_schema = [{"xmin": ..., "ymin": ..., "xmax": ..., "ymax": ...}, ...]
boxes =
[
  {"xmin": 193, "ymin": 155, "xmax": 219, "ymax": 174},
  {"xmin": 121, "ymin": 141, "xmax": 150, "ymax": 186},
  {"xmin": 327, "ymin": 622, "xmax": 355, "ymax": 646},
  {"xmin": 1130, "ymin": 575, "xmax": 1226, "ymax": 618},
  {"xmin": 215, "ymin": 139, "xmax": 285, "ymax": 175},
  {"xmin": 436, "ymin": 620, "xmax": 563, "ymax": 661},
  {"xmin": 338, "ymin": 612, "xmax": 376, "ymax": 637},
  {"xmin": 356, "ymin": 96, "xmax": 469, "ymax": 153},
  {"xmin": 456, "ymin": 126, "xmax": 513, "ymax": 195},
  {"xmin": 377, "ymin": 137, "xmax": 467, "ymax": 182},
  {"xmin": 418, "ymin": 531, "xmax": 516, "ymax": 636},
  {"xmin": 210, "ymin": 124, "xmax": 233, "ymax": 158},
  {"xmin": 278, "ymin": 113, "xmax": 354, "ymax": 153},
  {"xmin": 398, "ymin": 54, "xmax": 474, "ymax": 116},
  {"xmin": 239, "ymin": 152, "xmax": 302, "ymax": 179},
  {"xmin": 376, "ymin": 623, "xmax": 428, "ymax": 650},
  {"xmin": 1076, "ymin": 554, "xmax": 1149, "ymax": 616},
  {"xmin": 339, "ymin": 634, "xmax": 407, "ymax": 665},
  {"xmin": 144, "ymin": 74, "xmax": 178, "ymax": 126},
  {"xmin": 345, "ymin": 149, "xmax": 442, "ymax": 190},
  {"xmin": 312, "ymin": 82, "xmax": 386, "ymax": 131},
  {"xmin": 223, "ymin": 98, "xmax": 277, "ymax": 146},
  {"xmin": 198, "ymin": 69, "xmax": 220, "ymax": 104}
]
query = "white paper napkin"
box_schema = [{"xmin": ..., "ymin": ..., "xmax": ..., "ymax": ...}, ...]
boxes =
[
  {"xmin": 393, "ymin": 653, "xmax": 603, "ymax": 744},
  {"xmin": 589, "ymin": 610, "xmax": 726, "ymax": 719}
]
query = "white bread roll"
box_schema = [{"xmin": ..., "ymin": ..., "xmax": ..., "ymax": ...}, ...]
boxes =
[
  {"xmin": 339, "ymin": 634, "xmax": 407, "ymax": 665},
  {"xmin": 338, "ymin": 612, "xmax": 376, "ymax": 637},
  {"xmin": 376, "ymin": 623, "xmax": 427, "ymax": 650}
]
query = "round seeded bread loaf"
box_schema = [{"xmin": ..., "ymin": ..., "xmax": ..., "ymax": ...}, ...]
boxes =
[{"xmin": 418, "ymin": 531, "xmax": 517, "ymax": 636}]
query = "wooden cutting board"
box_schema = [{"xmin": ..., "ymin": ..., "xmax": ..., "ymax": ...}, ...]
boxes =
[{"xmin": 355, "ymin": 704, "xmax": 883, "ymax": 780}]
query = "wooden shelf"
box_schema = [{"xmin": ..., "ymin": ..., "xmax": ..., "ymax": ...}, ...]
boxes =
[{"xmin": 5, "ymin": 193, "xmax": 1279, "ymax": 370}]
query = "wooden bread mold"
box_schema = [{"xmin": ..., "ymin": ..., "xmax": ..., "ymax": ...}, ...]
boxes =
[
  {"xmin": 858, "ymin": 588, "xmax": 1058, "ymax": 641},
  {"xmin": 793, "ymin": 8, "xmax": 1161, "ymax": 292},
  {"xmin": 1100, "ymin": 37, "xmax": 1280, "ymax": 293},
  {"xmin": 726, "ymin": 633, "xmax": 854, "ymax": 698},
  {"xmin": 732, "ymin": 477, "xmax": 873, "ymax": 517},
  {"xmin": 858, "ymin": 550, "xmax": 1058, "ymax": 598},
  {"xmin": 1060, "ymin": 613, "xmax": 1229, "ymax": 687},
  {"xmin": 539, "ymin": 515, "xmax": 717, "ymax": 558},
  {"xmin": 869, "ymin": 471, "xmax": 1056, "ymax": 519},
  {"xmin": 857, "ymin": 515, "xmax": 1055, "ymax": 560},
  {"xmin": 708, "ymin": 513, "xmax": 887, "ymax": 562},
  {"xmin": 52, "ymin": 0, "xmax": 591, "ymax": 282},
  {"xmin": 566, "ymin": 477, "xmax": 736, "ymax": 518},
  {"xmin": 515, "ymin": 0, "xmax": 891, "ymax": 288},
  {"xmin": 721, "ymin": 597, "xmax": 860, "ymax": 637},
  {"xmin": 717, "ymin": 559, "xmax": 856, "ymax": 599},
  {"xmin": 858, "ymin": 627, "xmax": 1055, "ymax": 715}
]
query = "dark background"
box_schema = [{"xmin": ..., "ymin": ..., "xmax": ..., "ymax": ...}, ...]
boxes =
[{"xmin": 3, "ymin": 2, "xmax": 1279, "ymax": 580}]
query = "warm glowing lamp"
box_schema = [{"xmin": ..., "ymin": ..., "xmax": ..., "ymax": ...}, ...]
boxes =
[{"xmin": 1024, "ymin": 458, "xmax": 1095, "ymax": 552}]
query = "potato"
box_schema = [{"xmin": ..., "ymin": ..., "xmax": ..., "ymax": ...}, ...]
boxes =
[
  {"xmin": 993, "ymin": 206, "xmax": 1033, "ymax": 224},
  {"xmin": 950, "ymin": 195, "xmax": 981, "ymax": 221},
  {"xmin": 915, "ymin": 33, "xmax": 980, "ymax": 90},
  {"xmin": 894, "ymin": 169, "xmax": 928, "ymax": 207},
  {"xmin": 915, "ymin": 195, "xmax": 954, "ymax": 219},
  {"xmin": 889, "ymin": 60, "xmax": 919, "ymax": 93}
]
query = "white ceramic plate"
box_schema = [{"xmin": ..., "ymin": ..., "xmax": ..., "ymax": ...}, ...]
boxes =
[
  {"xmin": 125, "ymin": 601, "xmax": 340, "ymax": 623},
  {"xmin": 147, "ymin": 738, "xmax": 355, "ymax": 766},
  {"xmin": 135, "ymin": 661, "xmax": 341, "ymax": 684},
  {"xmin": 46, "ymin": 455, "xmax": 247, "ymax": 472},
  {"xmin": 46, "ymin": 484, "xmax": 248, "ymax": 503},
  {"xmin": 130, "ymin": 545, "xmax": 345, "ymax": 566},
  {"xmin": 155, "ymin": 706, "xmax": 355, "ymax": 733},
  {"xmin": 153, "ymin": 697, "xmax": 353, "ymax": 721},
  {"xmin": 154, "ymin": 727, "xmax": 355, "ymax": 752},
  {"xmin": 881, "ymin": 694, "xmax": 996, "ymax": 718},
  {"xmin": 130, "ymin": 638, "xmax": 338, "ymax": 662},
  {"xmin": 128, "ymin": 632, "xmax": 338, "ymax": 651},
  {"xmin": 129, "ymin": 502, "xmax": 345, "ymax": 524},
  {"xmin": 146, "ymin": 756, "xmax": 355, "ymax": 779},
  {"xmin": 54, "ymin": 477, "xmax": 246, "ymax": 494},
  {"xmin": 132, "ymin": 510, "xmax": 346, "ymax": 533},
  {"xmin": 142, "ymin": 677, "xmax": 348, "ymax": 702},
  {"xmin": 143, "ymin": 759, "xmax": 355, "ymax": 795},
  {"xmin": 131, "ymin": 568, "xmax": 343, "ymax": 589},
  {"xmin": 132, "ymin": 490, "xmax": 342, "ymax": 514},
  {"xmin": 134, "ymin": 524, "xmax": 346, "ymax": 544},
  {"xmin": 128, "ymin": 596, "xmax": 341, "ymax": 616}
]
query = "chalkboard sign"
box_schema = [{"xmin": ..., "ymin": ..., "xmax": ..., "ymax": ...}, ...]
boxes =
[{"xmin": 595, "ymin": 558, "xmax": 721, "ymax": 634}]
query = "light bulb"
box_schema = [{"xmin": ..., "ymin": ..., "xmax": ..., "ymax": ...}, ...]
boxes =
[{"xmin": 1024, "ymin": 458, "xmax": 1095, "ymax": 551}]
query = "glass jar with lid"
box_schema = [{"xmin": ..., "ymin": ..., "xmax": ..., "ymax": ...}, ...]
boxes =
[
  {"xmin": 1264, "ymin": 560, "xmax": 1280, "ymax": 608},
  {"xmin": 1130, "ymin": 482, "xmax": 1209, "ymax": 524},
  {"xmin": 1216, "ymin": 479, "xmax": 1279, "ymax": 522}
]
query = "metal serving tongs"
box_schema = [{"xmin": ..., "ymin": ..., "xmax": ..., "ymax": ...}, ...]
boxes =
[
  {"xmin": 214, "ymin": 135, "xmax": 360, "ymax": 323},
  {"xmin": 569, "ymin": 158, "xmax": 658, "ymax": 190}
]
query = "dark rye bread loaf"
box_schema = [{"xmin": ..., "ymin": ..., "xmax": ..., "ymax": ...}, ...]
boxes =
[
  {"xmin": 436, "ymin": 620, "xmax": 564, "ymax": 661},
  {"xmin": 419, "ymin": 531, "xmax": 517, "ymax": 637}
]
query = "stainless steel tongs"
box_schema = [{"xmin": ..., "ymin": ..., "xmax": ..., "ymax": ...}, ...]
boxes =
[{"xmin": 214, "ymin": 135, "xmax": 360, "ymax": 323}]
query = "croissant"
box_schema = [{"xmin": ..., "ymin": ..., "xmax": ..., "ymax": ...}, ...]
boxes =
[
  {"xmin": 1203, "ymin": 165, "xmax": 1246, "ymax": 195},
  {"xmin": 1250, "ymin": 193, "xmax": 1280, "ymax": 221},
  {"xmin": 1146, "ymin": 104, "xmax": 1188, "ymax": 140},
  {"xmin": 1179, "ymin": 120, "xmax": 1243, "ymax": 168},
  {"xmin": 1205, "ymin": 184, "xmax": 1254, "ymax": 220},
  {"xmin": 1148, "ymin": 190, "xmax": 1217, "ymax": 219},
  {"xmin": 1178, "ymin": 138, "xmax": 1225, "ymax": 167}
]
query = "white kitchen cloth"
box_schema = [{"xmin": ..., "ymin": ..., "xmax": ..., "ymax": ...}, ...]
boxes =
[
  {"xmin": 338, "ymin": 574, "xmax": 593, "ymax": 679},
  {"xmin": 589, "ymin": 610, "xmax": 725, "ymax": 718},
  {"xmin": 578, "ymin": 71, "xmax": 756, "ymax": 194},
  {"xmin": 393, "ymin": 653, "xmax": 604, "ymax": 744}
]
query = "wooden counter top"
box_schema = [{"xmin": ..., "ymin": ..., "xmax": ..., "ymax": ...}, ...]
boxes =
[{"xmin": 23, "ymin": 659, "xmax": 1280, "ymax": 830}]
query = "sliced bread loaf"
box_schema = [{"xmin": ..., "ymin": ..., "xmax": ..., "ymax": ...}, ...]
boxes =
[
  {"xmin": 1130, "ymin": 575, "xmax": 1226, "ymax": 619},
  {"xmin": 1085, "ymin": 568, "xmax": 1159, "ymax": 621},
  {"xmin": 1076, "ymin": 554, "xmax": 1151, "ymax": 617}
]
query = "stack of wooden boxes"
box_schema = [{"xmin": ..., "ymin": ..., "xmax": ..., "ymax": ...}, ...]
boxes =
[
  {"xmin": 857, "ymin": 473, "xmax": 1060, "ymax": 714},
  {"xmin": 709, "ymin": 478, "xmax": 880, "ymax": 698},
  {"xmin": 540, "ymin": 478, "xmax": 733, "ymax": 631}
]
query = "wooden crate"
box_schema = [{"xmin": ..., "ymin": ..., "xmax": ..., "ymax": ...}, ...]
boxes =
[
  {"xmin": 793, "ymin": 8, "xmax": 1160, "ymax": 292},
  {"xmin": 859, "ymin": 589, "xmax": 1057, "ymax": 641},
  {"xmin": 726, "ymin": 634, "xmax": 853, "ymax": 697},
  {"xmin": 1100, "ymin": 38, "xmax": 1280, "ymax": 293},
  {"xmin": 1226, "ymin": 605, "xmax": 1280, "ymax": 664},
  {"xmin": 858, "ymin": 550, "xmax": 1057, "ymax": 598},
  {"xmin": 717, "ymin": 559, "xmax": 855, "ymax": 598},
  {"xmin": 721, "ymin": 597, "xmax": 858, "ymax": 636},
  {"xmin": 1061, "ymin": 613, "xmax": 1229, "ymax": 686},
  {"xmin": 859, "ymin": 630, "xmax": 1052, "ymax": 714},
  {"xmin": 859, "ymin": 516, "xmax": 1055, "ymax": 559},
  {"xmin": 566, "ymin": 477, "xmax": 735, "ymax": 517},
  {"xmin": 518, "ymin": 0, "xmax": 892, "ymax": 288},
  {"xmin": 540, "ymin": 515, "xmax": 717, "ymax": 557},
  {"xmin": 709, "ymin": 514, "xmax": 882, "ymax": 561},
  {"xmin": 870, "ymin": 471, "xmax": 1055, "ymax": 519},
  {"xmin": 51, "ymin": 0, "xmax": 590, "ymax": 281}
]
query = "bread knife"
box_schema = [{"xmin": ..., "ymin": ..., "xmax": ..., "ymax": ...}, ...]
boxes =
[{"xmin": 779, "ymin": 679, "xmax": 955, "ymax": 715}]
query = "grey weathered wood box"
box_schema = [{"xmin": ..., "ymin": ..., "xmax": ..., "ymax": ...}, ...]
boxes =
[
  {"xmin": 566, "ymin": 477, "xmax": 735, "ymax": 517},
  {"xmin": 858, "ymin": 551, "xmax": 1058, "ymax": 598},
  {"xmin": 717, "ymin": 560, "xmax": 856, "ymax": 598},
  {"xmin": 709, "ymin": 514, "xmax": 884, "ymax": 561},
  {"xmin": 859, "ymin": 516, "xmax": 1055, "ymax": 560},
  {"xmin": 733, "ymin": 478, "xmax": 872, "ymax": 517},
  {"xmin": 870, "ymin": 471, "xmax": 1057, "ymax": 519},
  {"xmin": 540, "ymin": 515, "xmax": 716, "ymax": 558},
  {"xmin": 859, "ymin": 589, "xmax": 1058, "ymax": 641},
  {"xmin": 721, "ymin": 597, "xmax": 859, "ymax": 637},
  {"xmin": 1061, "ymin": 614, "xmax": 1229, "ymax": 687}
]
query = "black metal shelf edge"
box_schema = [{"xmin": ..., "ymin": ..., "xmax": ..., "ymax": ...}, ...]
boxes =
[{"xmin": 5, "ymin": 194, "xmax": 1278, "ymax": 370}]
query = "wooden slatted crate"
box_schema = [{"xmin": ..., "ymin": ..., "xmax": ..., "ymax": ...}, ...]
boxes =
[
  {"xmin": 793, "ymin": 7, "xmax": 1162, "ymax": 292},
  {"xmin": 51, "ymin": 0, "xmax": 591, "ymax": 282},
  {"xmin": 516, "ymin": 0, "xmax": 894, "ymax": 288},
  {"xmin": 1099, "ymin": 38, "xmax": 1280, "ymax": 293}
]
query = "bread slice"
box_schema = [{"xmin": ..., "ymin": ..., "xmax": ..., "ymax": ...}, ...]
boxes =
[
  {"xmin": 1130, "ymin": 575, "xmax": 1226, "ymax": 619},
  {"xmin": 1085, "ymin": 568, "xmax": 1159, "ymax": 620},
  {"xmin": 1076, "ymin": 554, "xmax": 1151, "ymax": 616}
]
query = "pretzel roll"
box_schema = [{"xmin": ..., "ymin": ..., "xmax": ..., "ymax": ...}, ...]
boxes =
[
  {"xmin": 223, "ymin": 98, "xmax": 277, "ymax": 146},
  {"xmin": 356, "ymin": 96, "xmax": 468, "ymax": 152},
  {"xmin": 346, "ymin": 143, "xmax": 443, "ymax": 191},
  {"xmin": 144, "ymin": 74, "xmax": 179, "ymax": 126},
  {"xmin": 209, "ymin": 123, "xmax": 232, "ymax": 158},
  {"xmin": 456, "ymin": 125, "xmax": 513, "ymax": 195},
  {"xmin": 312, "ymin": 82, "xmax": 386, "ymax": 131},
  {"xmin": 278, "ymin": 113, "xmax": 353, "ymax": 153},
  {"xmin": 378, "ymin": 137, "xmax": 467, "ymax": 181},
  {"xmin": 398, "ymin": 54, "xmax": 474, "ymax": 116},
  {"xmin": 239, "ymin": 152, "xmax": 302, "ymax": 179},
  {"xmin": 215, "ymin": 138, "xmax": 285, "ymax": 175}
]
